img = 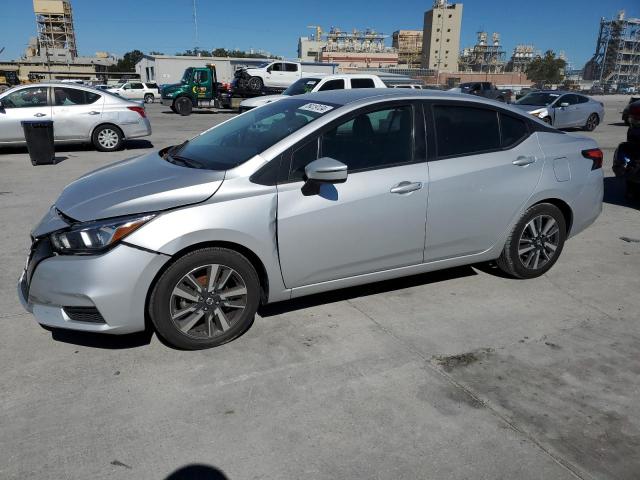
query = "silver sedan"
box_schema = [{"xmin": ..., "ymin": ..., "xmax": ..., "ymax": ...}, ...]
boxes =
[
  {"xmin": 0, "ymin": 83, "xmax": 151, "ymax": 151},
  {"xmin": 513, "ymin": 91, "xmax": 604, "ymax": 131},
  {"xmin": 19, "ymin": 90, "xmax": 604, "ymax": 349}
]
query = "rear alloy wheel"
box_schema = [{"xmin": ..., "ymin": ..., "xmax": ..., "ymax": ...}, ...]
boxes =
[
  {"xmin": 92, "ymin": 125, "xmax": 123, "ymax": 152},
  {"xmin": 584, "ymin": 113, "xmax": 599, "ymax": 131},
  {"xmin": 496, "ymin": 203, "xmax": 566, "ymax": 279},
  {"xmin": 174, "ymin": 96, "xmax": 193, "ymax": 116},
  {"xmin": 144, "ymin": 93, "xmax": 155, "ymax": 104},
  {"xmin": 150, "ymin": 248, "xmax": 260, "ymax": 350}
]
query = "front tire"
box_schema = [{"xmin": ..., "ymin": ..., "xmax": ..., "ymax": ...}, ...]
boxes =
[
  {"xmin": 496, "ymin": 203, "xmax": 567, "ymax": 279},
  {"xmin": 149, "ymin": 248, "xmax": 260, "ymax": 350},
  {"xmin": 247, "ymin": 76, "xmax": 263, "ymax": 92},
  {"xmin": 92, "ymin": 124, "xmax": 124, "ymax": 152},
  {"xmin": 584, "ymin": 113, "xmax": 599, "ymax": 131},
  {"xmin": 174, "ymin": 96, "xmax": 193, "ymax": 116}
]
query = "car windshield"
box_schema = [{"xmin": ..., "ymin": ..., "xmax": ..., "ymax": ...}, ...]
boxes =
[
  {"xmin": 516, "ymin": 92, "xmax": 560, "ymax": 106},
  {"xmin": 181, "ymin": 68, "xmax": 193, "ymax": 84},
  {"xmin": 167, "ymin": 98, "xmax": 339, "ymax": 170},
  {"xmin": 283, "ymin": 78, "xmax": 322, "ymax": 96}
]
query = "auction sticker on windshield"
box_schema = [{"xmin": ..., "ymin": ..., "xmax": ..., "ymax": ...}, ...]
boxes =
[{"xmin": 299, "ymin": 103, "xmax": 334, "ymax": 114}]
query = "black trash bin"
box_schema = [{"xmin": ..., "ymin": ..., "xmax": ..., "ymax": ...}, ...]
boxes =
[{"xmin": 21, "ymin": 120, "xmax": 55, "ymax": 165}]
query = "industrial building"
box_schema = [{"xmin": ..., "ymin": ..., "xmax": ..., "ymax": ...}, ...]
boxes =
[
  {"xmin": 584, "ymin": 10, "xmax": 640, "ymax": 89},
  {"xmin": 298, "ymin": 26, "xmax": 328, "ymax": 62},
  {"xmin": 506, "ymin": 45, "xmax": 537, "ymax": 73},
  {"xmin": 0, "ymin": 0, "xmax": 117, "ymax": 84},
  {"xmin": 421, "ymin": 0, "xmax": 463, "ymax": 73},
  {"xmin": 392, "ymin": 30, "xmax": 423, "ymax": 67},
  {"xmin": 318, "ymin": 27, "xmax": 398, "ymax": 68},
  {"xmin": 459, "ymin": 31, "xmax": 506, "ymax": 73}
]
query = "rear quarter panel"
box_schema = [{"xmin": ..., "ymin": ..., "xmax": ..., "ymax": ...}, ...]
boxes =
[{"xmin": 531, "ymin": 131, "xmax": 603, "ymax": 237}]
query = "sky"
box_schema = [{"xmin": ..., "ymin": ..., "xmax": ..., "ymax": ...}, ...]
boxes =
[{"xmin": 1, "ymin": 0, "xmax": 638, "ymax": 69}]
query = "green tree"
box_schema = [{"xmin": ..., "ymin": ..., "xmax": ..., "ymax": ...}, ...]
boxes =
[
  {"xmin": 526, "ymin": 50, "xmax": 566, "ymax": 86},
  {"xmin": 108, "ymin": 49, "xmax": 145, "ymax": 72}
]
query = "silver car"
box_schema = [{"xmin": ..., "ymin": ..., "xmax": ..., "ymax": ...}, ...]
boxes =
[
  {"xmin": 0, "ymin": 83, "xmax": 151, "ymax": 152},
  {"xmin": 513, "ymin": 91, "xmax": 604, "ymax": 131},
  {"xmin": 18, "ymin": 90, "xmax": 604, "ymax": 350}
]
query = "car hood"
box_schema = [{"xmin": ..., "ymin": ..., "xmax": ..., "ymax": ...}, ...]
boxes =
[
  {"xmin": 240, "ymin": 94, "xmax": 286, "ymax": 108},
  {"xmin": 512, "ymin": 104, "xmax": 546, "ymax": 113},
  {"xmin": 53, "ymin": 151, "xmax": 225, "ymax": 223}
]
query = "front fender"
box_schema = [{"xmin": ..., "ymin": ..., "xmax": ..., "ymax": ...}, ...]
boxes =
[{"xmin": 124, "ymin": 177, "xmax": 290, "ymax": 303}]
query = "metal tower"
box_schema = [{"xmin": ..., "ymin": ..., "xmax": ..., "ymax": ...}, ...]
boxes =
[
  {"xmin": 33, "ymin": 0, "xmax": 78, "ymax": 58},
  {"xmin": 584, "ymin": 11, "xmax": 640, "ymax": 88}
]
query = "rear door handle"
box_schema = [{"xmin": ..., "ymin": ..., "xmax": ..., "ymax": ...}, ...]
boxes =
[
  {"xmin": 88, "ymin": 111, "xmax": 101, "ymax": 115},
  {"xmin": 390, "ymin": 181, "xmax": 423, "ymax": 194},
  {"xmin": 512, "ymin": 156, "xmax": 536, "ymax": 166},
  {"xmin": 33, "ymin": 113, "xmax": 46, "ymax": 117}
]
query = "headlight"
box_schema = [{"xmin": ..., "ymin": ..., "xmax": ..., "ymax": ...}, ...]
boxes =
[{"xmin": 50, "ymin": 213, "xmax": 155, "ymax": 254}]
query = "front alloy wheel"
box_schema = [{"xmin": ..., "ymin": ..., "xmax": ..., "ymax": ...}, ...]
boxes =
[
  {"xmin": 169, "ymin": 264, "xmax": 248, "ymax": 339},
  {"xmin": 584, "ymin": 113, "xmax": 598, "ymax": 131},
  {"xmin": 150, "ymin": 248, "xmax": 260, "ymax": 349}
]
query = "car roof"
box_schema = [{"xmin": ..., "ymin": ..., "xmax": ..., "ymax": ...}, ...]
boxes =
[
  {"xmin": 291, "ymin": 88, "xmax": 539, "ymax": 119},
  {"xmin": 293, "ymin": 88, "xmax": 496, "ymax": 107}
]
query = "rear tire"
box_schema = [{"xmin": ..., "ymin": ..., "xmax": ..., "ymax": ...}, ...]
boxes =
[
  {"xmin": 496, "ymin": 203, "xmax": 567, "ymax": 279},
  {"xmin": 174, "ymin": 96, "xmax": 193, "ymax": 116},
  {"xmin": 149, "ymin": 248, "xmax": 260, "ymax": 350},
  {"xmin": 92, "ymin": 124, "xmax": 124, "ymax": 152},
  {"xmin": 144, "ymin": 93, "xmax": 155, "ymax": 104}
]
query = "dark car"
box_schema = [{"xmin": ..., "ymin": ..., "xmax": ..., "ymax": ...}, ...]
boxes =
[{"xmin": 622, "ymin": 97, "xmax": 640, "ymax": 126}]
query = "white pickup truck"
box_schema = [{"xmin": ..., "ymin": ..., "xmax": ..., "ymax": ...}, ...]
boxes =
[
  {"xmin": 234, "ymin": 61, "xmax": 336, "ymax": 92},
  {"xmin": 239, "ymin": 74, "xmax": 387, "ymax": 112}
]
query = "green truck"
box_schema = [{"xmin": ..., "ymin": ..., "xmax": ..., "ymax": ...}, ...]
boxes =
[{"xmin": 160, "ymin": 64, "xmax": 232, "ymax": 116}]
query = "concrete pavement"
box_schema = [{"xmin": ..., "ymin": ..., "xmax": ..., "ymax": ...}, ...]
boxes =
[{"xmin": 0, "ymin": 98, "xmax": 638, "ymax": 479}]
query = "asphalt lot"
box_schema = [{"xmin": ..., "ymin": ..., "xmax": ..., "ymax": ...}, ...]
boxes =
[{"xmin": 1, "ymin": 96, "xmax": 639, "ymax": 480}]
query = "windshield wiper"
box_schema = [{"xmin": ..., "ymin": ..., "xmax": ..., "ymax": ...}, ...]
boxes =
[{"xmin": 169, "ymin": 154, "xmax": 205, "ymax": 169}]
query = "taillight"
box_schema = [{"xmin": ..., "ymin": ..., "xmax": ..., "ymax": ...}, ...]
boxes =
[
  {"xmin": 127, "ymin": 106, "xmax": 146, "ymax": 118},
  {"xmin": 582, "ymin": 148, "xmax": 603, "ymax": 170}
]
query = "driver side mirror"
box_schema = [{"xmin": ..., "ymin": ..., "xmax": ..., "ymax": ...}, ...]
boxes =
[{"xmin": 305, "ymin": 157, "xmax": 348, "ymax": 184}]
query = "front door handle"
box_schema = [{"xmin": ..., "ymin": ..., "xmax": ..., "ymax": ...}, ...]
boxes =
[
  {"xmin": 33, "ymin": 113, "xmax": 46, "ymax": 117},
  {"xmin": 88, "ymin": 111, "xmax": 101, "ymax": 115},
  {"xmin": 390, "ymin": 181, "xmax": 423, "ymax": 194},
  {"xmin": 512, "ymin": 156, "xmax": 536, "ymax": 166}
]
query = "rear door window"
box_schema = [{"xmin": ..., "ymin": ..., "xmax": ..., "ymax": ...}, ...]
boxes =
[
  {"xmin": 433, "ymin": 104, "xmax": 500, "ymax": 157},
  {"xmin": 350, "ymin": 78, "xmax": 376, "ymax": 89},
  {"xmin": 54, "ymin": 87, "xmax": 101, "ymax": 106},
  {"xmin": 499, "ymin": 113, "xmax": 529, "ymax": 148},
  {"xmin": 284, "ymin": 63, "xmax": 299, "ymax": 72},
  {"xmin": 318, "ymin": 79, "xmax": 345, "ymax": 91}
]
